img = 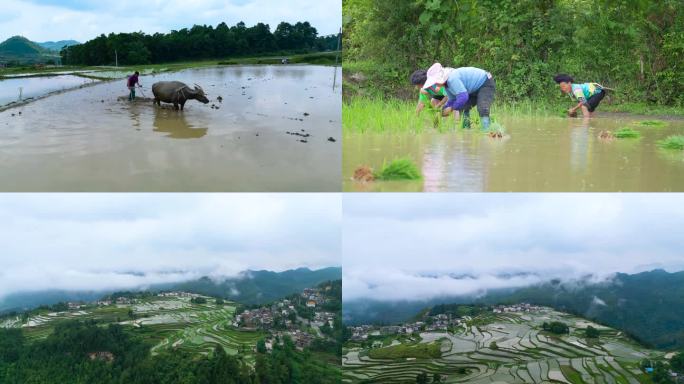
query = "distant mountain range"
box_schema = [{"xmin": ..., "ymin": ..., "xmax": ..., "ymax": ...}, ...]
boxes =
[
  {"xmin": 0, "ymin": 35, "xmax": 79, "ymax": 64},
  {"xmin": 0, "ymin": 266, "xmax": 341, "ymax": 313},
  {"xmin": 170, "ymin": 267, "xmax": 342, "ymax": 305},
  {"xmin": 344, "ymin": 269, "xmax": 684, "ymax": 349},
  {"xmin": 36, "ymin": 40, "xmax": 80, "ymax": 52}
]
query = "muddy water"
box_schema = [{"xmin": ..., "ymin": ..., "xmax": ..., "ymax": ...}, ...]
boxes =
[
  {"xmin": 0, "ymin": 65, "xmax": 340, "ymax": 191},
  {"xmin": 344, "ymin": 116, "xmax": 684, "ymax": 192},
  {"xmin": 0, "ymin": 75, "xmax": 98, "ymax": 107}
]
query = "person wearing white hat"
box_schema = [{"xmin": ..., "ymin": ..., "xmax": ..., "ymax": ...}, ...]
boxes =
[{"xmin": 423, "ymin": 63, "xmax": 495, "ymax": 130}]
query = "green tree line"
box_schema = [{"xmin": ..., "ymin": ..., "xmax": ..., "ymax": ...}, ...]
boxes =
[
  {"xmin": 343, "ymin": 0, "xmax": 683, "ymax": 106},
  {"xmin": 0, "ymin": 320, "xmax": 339, "ymax": 383},
  {"xmin": 62, "ymin": 21, "xmax": 340, "ymax": 65}
]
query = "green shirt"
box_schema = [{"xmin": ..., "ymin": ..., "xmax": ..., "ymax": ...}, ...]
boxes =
[{"xmin": 418, "ymin": 86, "xmax": 446, "ymax": 104}]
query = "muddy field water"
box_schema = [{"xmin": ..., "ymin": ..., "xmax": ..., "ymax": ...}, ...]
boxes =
[
  {"xmin": 344, "ymin": 116, "xmax": 684, "ymax": 192},
  {"xmin": 0, "ymin": 65, "xmax": 341, "ymax": 191}
]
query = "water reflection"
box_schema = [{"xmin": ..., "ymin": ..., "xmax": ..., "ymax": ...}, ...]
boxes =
[
  {"xmin": 569, "ymin": 118, "xmax": 591, "ymax": 173},
  {"xmin": 344, "ymin": 116, "xmax": 684, "ymax": 192},
  {"xmin": 152, "ymin": 108, "xmax": 207, "ymax": 139}
]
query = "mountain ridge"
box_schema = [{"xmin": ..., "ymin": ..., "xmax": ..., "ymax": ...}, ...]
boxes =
[{"xmin": 0, "ymin": 266, "xmax": 341, "ymax": 313}]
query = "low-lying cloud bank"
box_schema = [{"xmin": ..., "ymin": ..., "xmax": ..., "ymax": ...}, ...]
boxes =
[
  {"xmin": 343, "ymin": 194, "xmax": 684, "ymax": 302},
  {"xmin": 0, "ymin": 193, "xmax": 341, "ymax": 300}
]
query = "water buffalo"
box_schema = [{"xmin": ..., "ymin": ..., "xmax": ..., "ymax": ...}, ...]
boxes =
[{"xmin": 152, "ymin": 81, "xmax": 210, "ymax": 110}]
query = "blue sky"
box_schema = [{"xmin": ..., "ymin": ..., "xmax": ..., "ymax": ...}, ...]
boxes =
[
  {"xmin": 0, "ymin": 0, "xmax": 341, "ymax": 42},
  {"xmin": 343, "ymin": 194, "xmax": 684, "ymax": 301},
  {"xmin": 0, "ymin": 193, "xmax": 341, "ymax": 298}
]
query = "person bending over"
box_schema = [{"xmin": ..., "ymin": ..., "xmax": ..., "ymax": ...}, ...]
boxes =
[
  {"xmin": 554, "ymin": 74, "xmax": 607, "ymax": 118},
  {"xmin": 410, "ymin": 69, "xmax": 448, "ymax": 115},
  {"xmin": 423, "ymin": 63, "xmax": 495, "ymax": 130}
]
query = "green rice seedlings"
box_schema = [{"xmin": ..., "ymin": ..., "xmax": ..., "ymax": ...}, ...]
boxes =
[
  {"xmin": 374, "ymin": 158, "xmax": 422, "ymax": 180},
  {"xmin": 657, "ymin": 135, "xmax": 684, "ymax": 150},
  {"xmin": 614, "ymin": 127, "xmax": 641, "ymax": 139}
]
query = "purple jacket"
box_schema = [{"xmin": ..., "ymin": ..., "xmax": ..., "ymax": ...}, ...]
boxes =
[{"xmin": 127, "ymin": 74, "xmax": 139, "ymax": 87}]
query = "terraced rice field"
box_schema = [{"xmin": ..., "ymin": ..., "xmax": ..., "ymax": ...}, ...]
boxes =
[
  {"xmin": 343, "ymin": 309, "xmax": 661, "ymax": 383},
  {"xmin": 2, "ymin": 296, "xmax": 264, "ymax": 363}
]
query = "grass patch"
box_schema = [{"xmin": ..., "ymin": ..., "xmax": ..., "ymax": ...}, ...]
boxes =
[
  {"xmin": 343, "ymin": 98, "xmax": 430, "ymax": 133},
  {"xmin": 375, "ymin": 158, "xmax": 422, "ymax": 181},
  {"xmin": 657, "ymin": 135, "xmax": 684, "ymax": 150},
  {"xmin": 367, "ymin": 341, "xmax": 441, "ymax": 359},
  {"xmin": 344, "ymin": 97, "xmax": 501, "ymax": 133},
  {"xmin": 560, "ymin": 364, "xmax": 584, "ymax": 384},
  {"xmin": 614, "ymin": 127, "xmax": 641, "ymax": 139},
  {"xmin": 634, "ymin": 119, "xmax": 668, "ymax": 128},
  {"xmin": 217, "ymin": 51, "xmax": 339, "ymax": 66}
]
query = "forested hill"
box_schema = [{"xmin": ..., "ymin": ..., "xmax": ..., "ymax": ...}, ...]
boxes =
[
  {"xmin": 171, "ymin": 267, "xmax": 342, "ymax": 305},
  {"xmin": 61, "ymin": 21, "xmax": 340, "ymax": 65},
  {"xmin": 344, "ymin": 269, "xmax": 684, "ymax": 350},
  {"xmin": 343, "ymin": 0, "xmax": 683, "ymax": 106}
]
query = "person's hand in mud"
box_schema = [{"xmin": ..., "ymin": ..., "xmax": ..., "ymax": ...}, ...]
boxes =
[{"xmin": 567, "ymin": 108, "xmax": 578, "ymax": 117}]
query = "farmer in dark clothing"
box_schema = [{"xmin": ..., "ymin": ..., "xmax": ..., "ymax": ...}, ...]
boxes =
[{"xmin": 127, "ymin": 71, "xmax": 140, "ymax": 101}]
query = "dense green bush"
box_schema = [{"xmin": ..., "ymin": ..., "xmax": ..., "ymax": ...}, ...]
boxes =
[{"xmin": 343, "ymin": 0, "xmax": 684, "ymax": 106}]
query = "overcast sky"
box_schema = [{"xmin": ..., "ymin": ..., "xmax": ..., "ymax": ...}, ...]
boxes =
[
  {"xmin": 343, "ymin": 194, "xmax": 684, "ymax": 302},
  {"xmin": 0, "ymin": 193, "xmax": 341, "ymax": 299},
  {"xmin": 0, "ymin": 0, "xmax": 341, "ymax": 43}
]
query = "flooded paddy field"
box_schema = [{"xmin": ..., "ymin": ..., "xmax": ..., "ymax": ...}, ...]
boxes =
[
  {"xmin": 0, "ymin": 74, "xmax": 99, "ymax": 107},
  {"xmin": 344, "ymin": 116, "xmax": 684, "ymax": 192},
  {"xmin": 0, "ymin": 65, "xmax": 341, "ymax": 191},
  {"xmin": 343, "ymin": 309, "xmax": 660, "ymax": 383}
]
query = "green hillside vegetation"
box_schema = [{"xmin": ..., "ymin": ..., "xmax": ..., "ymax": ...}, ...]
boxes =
[
  {"xmin": 481, "ymin": 270, "xmax": 684, "ymax": 349},
  {"xmin": 37, "ymin": 40, "xmax": 80, "ymax": 52},
  {"xmin": 0, "ymin": 321, "xmax": 336, "ymax": 383},
  {"xmin": 173, "ymin": 267, "xmax": 341, "ymax": 305},
  {"xmin": 0, "ymin": 36, "xmax": 46, "ymax": 55},
  {"xmin": 0, "ymin": 281, "xmax": 342, "ymax": 383},
  {"xmin": 343, "ymin": 0, "xmax": 684, "ymax": 111},
  {"xmin": 0, "ymin": 36, "xmax": 60, "ymax": 65},
  {"xmin": 61, "ymin": 21, "xmax": 340, "ymax": 66}
]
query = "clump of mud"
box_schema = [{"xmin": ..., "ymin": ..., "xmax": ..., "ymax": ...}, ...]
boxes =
[
  {"xmin": 598, "ymin": 130, "xmax": 615, "ymax": 141},
  {"xmin": 353, "ymin": 166, "xmax": 375, "ymax": 182},
  {"xmin": 488, "ymin": 131, "xmax": 504, "ymax": 139}
]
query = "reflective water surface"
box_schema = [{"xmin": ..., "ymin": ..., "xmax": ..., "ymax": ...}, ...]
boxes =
[
  {"xmin": 0, "ymin": 65, "xmax": 341, "ymax": 191},
  {"xmin": 344, "ymin": 116, "xmax": 684, "ymax": 192}
]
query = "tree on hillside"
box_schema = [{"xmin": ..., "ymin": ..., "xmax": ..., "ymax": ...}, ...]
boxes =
[
  {"xmin": 585, "ymin": 326, "xmax": 600, "ymax": 339},
  {"xmin": 542, "ymin": 321, "xmax": 569, "ymax": 335},
  {"xmin": 416, "ymin": 372, "xmax": 428, "ymax": 384},
  {"xmin": 671, "ymin": 351, "xmax": 684, "ymax": 372}
]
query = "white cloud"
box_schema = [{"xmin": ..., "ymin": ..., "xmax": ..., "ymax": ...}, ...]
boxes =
[
  {"xmin": 0, "ymin": 193, "xmax": 341, "ymax": 298},
  {"xmin": 343, "ymin": 193, "xmax": 684, "ymax": 301},
  {"xmin": 0, "ymin": 0, "xmax": 341, "ymax": 42}
]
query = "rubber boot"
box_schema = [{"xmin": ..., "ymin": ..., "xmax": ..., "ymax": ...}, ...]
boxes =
[
  {"xmin": 462, "ymin": 112, "xmax": 471, "ymax": 129},
  {"xmin": 481, "ymin": 116, "xmax": 491, "ymax": 131}
]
